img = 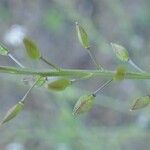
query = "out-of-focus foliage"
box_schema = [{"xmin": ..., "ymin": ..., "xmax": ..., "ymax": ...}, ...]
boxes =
[{"xmin": 0, "ymin": 0, "xmax": 150, "ymax": 150}]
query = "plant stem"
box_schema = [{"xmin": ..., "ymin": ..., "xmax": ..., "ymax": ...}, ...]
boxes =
[
  {"xmin": 8, "ymin": 53, "xmax": 25, "ymax": 68},
  {"xmin": 87, "ymin": 48, "xmax": 103, "ymax": 70},
  {"xmin": 0, "ymin": 66, "xmax": 150, "ymax": 80},
  {"xmin": 128, "ymin": 59, "xmax": 145, "ymax": 73},
  {"xmin": 92, "ymin": 79, "xmax": 113, "ymax": 96},
  {"xmin": 40, "ymin": 56, "xmax": 61, "ymax": 71},
  {"xmin": 21, "ymin": 77, "xmax": 42, "ymax": 103}
]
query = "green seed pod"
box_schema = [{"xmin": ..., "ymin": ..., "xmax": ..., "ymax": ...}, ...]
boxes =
[
  {"xmin": 0, "ymin": 43, "xmax": 9, "ymax": 56},
  {"xmin": 73, "ymin": 94, "xmax": 95, "ymax": 115},
  {"xmin": 130, "ymin": 95, "xmax": 150, "ymax": 111},
  {"xmin": 76, "ymin": 22, "xmax": 90, "ymax": 49},
  {"xmin": 23, "ymin": 37, "xmax": 41, "ymax": 60},
  {"xmin": 47, "ymin": 78, "xmax": 71, "ymax": 91},
  {"xmin": 111, "ymin": 43, "xmax": 129, "ymax": 62},
  {"xmin": 1, "ymin": 101, "xmax": 24, "ymax": 125},
  {"xmin": 114, "ymin": 66, "xmax": 126, "ymax": 81}
]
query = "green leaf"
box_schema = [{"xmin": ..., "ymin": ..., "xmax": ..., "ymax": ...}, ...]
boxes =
[
  {"xmin": 23, "ymin": 37, "xmax": 41, "ymax": 59},
  {"xmin": 130, "ymin": 95, "xmax": 150, "ymax": 111},
  {"xmin": 0, "ymin": 43, "xmax": 9, "ymax": 56},
  {"xmin": 111, "ymin": 43, "xmax": 129, "ymax": 62},
  {"xmin": 47, "ymin": 78, "xmax": 71, "ymax": 91},
  {"xmin": 114, "ymin": 66, "xmax": 126, "ymax": 81},
  {"xmin": 1, "ymin": 101, "xmax": 24, "ymax": 125},
  {"xmin": 73, "ymin": 94, "xmax": 95, "ymax": 115},
  {"xmin": 76, "ymin": 22, "xmax": 90, "ymax": 49}
]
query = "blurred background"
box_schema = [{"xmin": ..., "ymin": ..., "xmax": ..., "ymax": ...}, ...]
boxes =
[{"xmin": 0, "ymin": 0, "xmax": 150, "ymax": 149}]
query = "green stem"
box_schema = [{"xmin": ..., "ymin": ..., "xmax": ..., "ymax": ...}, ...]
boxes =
[
  {"xmin": 0, "ymin": 66, "xmax": 150, "ymax": 80},
  {"xmin": 87, "ymin": 48, "xmax": 103, "ymax": 70},
  {"xmin": 40, "ymin": 56, "xmax": 61, "ymax": 71},
  {"xmin": 21, "ymin": 76, "xmax": 42, "ymax": 103}
]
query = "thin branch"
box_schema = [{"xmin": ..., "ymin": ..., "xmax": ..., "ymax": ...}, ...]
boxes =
[{"xmin": 0, "ymin": 66, "xmax": 149, "ymax": 80}]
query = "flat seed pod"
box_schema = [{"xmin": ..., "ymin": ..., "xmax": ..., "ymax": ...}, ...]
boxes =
[
  {"xmin": 0, "ymin": 43, "xmax": 9, "ymax": 56},
  {"xmin": 114, "ymin": 66, "xmax": 126, "ymax": 81},
  {"xmin": 47, "ymin": 78, "xmax": 71, "ymax": 91},
  {"xmin": 111, "ymin": 43, "xmax": 129, "ymax": 62},
  {"xmin": 73, "ymin": 94, "xmax": 95, "ymax": 115},
  {"xmin": 1, "ymin": 101, "xmax": 24, "ymax": 125},
  {"xmin": 130, "ymin": 96, "xmax": 150, "ymax": 111},
  {"xmin": 23, "ymin": 37, "xmax": 41, "ymax": 59},
  {"xmin": 76, "ymin": 22, "xmax": 90, "ymax": 49}
]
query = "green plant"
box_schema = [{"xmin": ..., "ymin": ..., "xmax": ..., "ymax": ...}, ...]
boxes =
[{"xmin": 0, "ymin": 22, "xmax": 150, "ymax": 125}]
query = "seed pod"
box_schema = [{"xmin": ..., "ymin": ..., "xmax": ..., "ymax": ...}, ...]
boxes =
[
  {"xmin": 1, "ymin": 101, "xmax": 24, "ymax": 125},
  {"xmin": 47, "ymin": 78, "xmax": 71, "ymax": 91},
  {"xmin": 114, "ymin": 66, "xmax": 126, "ymax": 81},
  {"xmin": 111, "ymin": 43, "xmax": 129, "ymax": 62},
  {"xmin": 73, "ymin": 94, "xmax": 95, "ymax": 115},
  {"xmin": 130, "ymin": 95, "xmax": 150, "ymax": 111},
  {"xmin": 23, "ymin": 37, "xmax": 41, "ymax": 59},
  {"xmin": 76, "ymin": 22, "xmax": 90, "ymax": 49},
  {"xmin": 0, "ymin": 43, "xmax": 9, "ymax": 56}
]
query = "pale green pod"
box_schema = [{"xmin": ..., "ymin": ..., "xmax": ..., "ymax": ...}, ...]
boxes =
[
  {"xmin": 23, "ymin": 37, "xmax": 41, "ymax": 59},
  {"xmin": 1, "ymin": 101, "xmax": 24, "ymax": 124},
  {"xmin": 111, "ymin": 43, "xmax": 129, "ymax": 62},
  {"xmin": 47, "ymin": 78, "xmax": 71, "ymax": 91},
  {"xmin": 114, "ymin": 66, "xmax": 126, "ymax": 81},
  {"xmin": 0, "ymin": 43, "xmax": 9, "ymax": 56},
  {"xmin": 73, "ymin": 94, "xmax": 95, "ymax": 115},
  {"xmin": 130, "ymin": 95, "xmax": 150, "ymax": 111},
  {"xmin": 76, "ymin": 22, "xmax": 90, "ymax": 49}
]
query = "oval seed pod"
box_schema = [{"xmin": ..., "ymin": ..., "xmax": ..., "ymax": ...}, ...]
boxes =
[
  {"xmin": 73, "ymin": 94, "xmax": 95, "ymax": 115},
  {"xmin": 1, "ymin": 101, "xmax": 24, "ymax": 125},
  {"xmin": 0, "ymin": 43, "xmax": 9, "ymax": 56},
  {"xmin": 47, "ymin": 78, "xmax": 71, "ymax": 91},
  {"xmin": 23, "ymin": 37, "xmax": 41, "ymax": 59},
  {"xmin": 114, "ymin": 66, "xmax": 126, "ymax": 81},
  {"xmin": 130, "ymin": 95, "xmax": 150, "ymax": 111},
  {"xmin": 111, "ymin": 43, "xmax": 129, "ymax": 62},
  {"xmin": 76, "ymin": 22, "xmax": 90, "ymax": 49}
]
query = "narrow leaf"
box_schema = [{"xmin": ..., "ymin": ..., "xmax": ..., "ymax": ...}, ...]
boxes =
[
  {"xmin": 23, "ymin": 37, "xmax": 41, "ymax": 59},
  {"xmin": 1, "ymin": 101, "xmax": 24, "ymax": 125},
  {"xmin": 114, "ymin": 66, "xmax": 126, "ymax": 81},
  {"xmin": 73, "ymin": 94, "xmax": 95, "ymax": 115},
  {"xmin": 76, "ymin": 22, "xmax": 90, "ymax": 49},
  {"xmin": 0, "ymin": 43, "xmax": 9, "ymax": 56},
  {"xmin": 111, "ymin": 43, "xmax": 129, "ymax": 62},
  {"xmin": 131, "ymin": 95, "xmax": 150, "ymax": 111},
  {"xmin": 47, "ymin": 78, "xmax": 71, "ymax": 91}
]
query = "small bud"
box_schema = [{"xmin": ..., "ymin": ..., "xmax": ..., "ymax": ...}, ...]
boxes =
[
  {"xmin": 73, "ymin": 94, "xmax": 95, "ymax": 115},
  {"xmin": 0, "ymin": 43, "xmax": 9, "ymax": 56},
  {"xmin": 114, "ymin": 66, "xmax": 126, "ymax": 81},
  {"xmin": 23, "ymin": 37, "xmax": 41, "ymax": 59},
  {"xmin": 1, "ymin": 101, "xmax": 24, "ymax": 125},
  {"xmin": 47, "ymin": 78, "xmax": 71, "ymax": 91},
  {"xmin": 111, "ymin": 43, "xmax": 129, "ymax": 62},
  {"xmin": 76, "ymin": 22, "xmax": 90, "ymax": 49},
  {"xmin": 130, "ymin": 95, "xmax": 150, "ymax": 111}
]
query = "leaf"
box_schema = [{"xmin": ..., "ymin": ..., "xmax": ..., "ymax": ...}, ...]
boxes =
[
  {"xmin": 114, "ymin": 66, "xmax": 126, "ymax": 81},
  {"xmin": 76, "ymin": 22, "xmax": 90, "ymax": 49},
  {"xmin": 23, "ymin": 37, "xmax": 41, "ymax": 59},
  {"xmin": 47, "ymin": 78, "xmax": 71, "ymax": 91},
  {"xmin": 0, "ymin": 43, "xmax": 9, "ymax": 56},
  {"xmin": 130, "ymin": 96, "xmax": 150, "ymax": 111},
  {"xmin": 73, "ymin": 94, "xmax": 95, "ymax": 115},
  {"xmin": 111, "ymin": 43, "xmax": 129, "ymax": 62},
  {"xmin": 1, "ymin": 101, "xmax": 24, "ymax": 125}
]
